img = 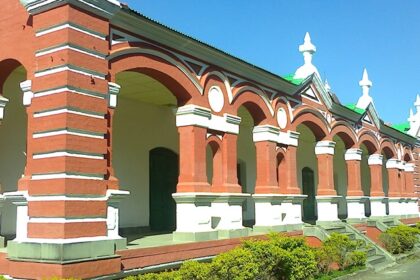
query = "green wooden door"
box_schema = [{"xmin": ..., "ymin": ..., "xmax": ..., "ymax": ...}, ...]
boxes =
[
  {"xmin": 302, "ymin": 167, "xmax": 316, "ymax": 223},
  {"xmin": 149, "ymin": 148, "xmax": 178, "ymax": 232}
]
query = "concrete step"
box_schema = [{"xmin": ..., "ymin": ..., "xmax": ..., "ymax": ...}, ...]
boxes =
[
  {"xmin": 364, "ymin": 247, "xmax": 377, "ymax": 257},
  {"xmin": 323, "ymin": 226, "xmax": 347, "ymax": 233},
  {"xmin": 367, "ymin": 254, "xmax": 387, "ymax": 266}
]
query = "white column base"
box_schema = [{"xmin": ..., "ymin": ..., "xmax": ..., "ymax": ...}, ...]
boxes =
[
  {"xmin": 388, "ymin": 197, "xmax": 403, "ymax": 217},
  {"xmin": 253, "ymin": 194, "xmax": 306, "ymax": 229},
  {"xmin": 370, "ymin": 197, "xmax": 387, "ymax": 217},
  {"xmin": 346, "ymin": 196, "xmax": 368, "ymax": 220},
  {"xmin": 106, "ymin": 189, "xmax": 130, "ymax": 240},
  {"xmin": 212, "ymin": 193, "xmax": 250, "ymax": 232},
  {"xmin": 4, "ymin": 191, "xmax": 28, "ymax": 241},
  {"xmin": 407, "ymin": 198, "xmax": 419, "ymax": 217},
  {"xmin": 316, "ymin": 196, "xmax": 341, "ymax": 222},
  {"xmin": 172, "ymin": 193, "xmax": 215, "ymax": 233},
  {"xmin": 172, "ymin": 192, "xmax": 249, "ymax": 240}
]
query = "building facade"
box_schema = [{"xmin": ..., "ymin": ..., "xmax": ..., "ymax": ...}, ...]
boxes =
[{"xmin": 0, "ymin": 0, "xmax": 419, "ymax": 278}]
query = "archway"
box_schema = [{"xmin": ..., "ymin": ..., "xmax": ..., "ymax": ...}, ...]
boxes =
[
  {"xmin": 113, "ymin": 71, "xmax": 180, "ymax": 234},
  {"xmin": 360, "ymin": 144, "xmax": 372, "ymax": 217},
  {"xmin": 0, "ymin": 63, "xmax": 27, "ymax": 237},
  {"xmin": 296, "ymin": 124, "xmax": 320, "ymax": 223},
  {"xmin": 149, "ymin": 148, "xmax": 178, "ymax": 231},
  {"xmin": 333, "ymin": 136, "xmax": 348, "ymax": 219},
  {"xmin": 237, "ymin": 106, "xmax": 257, "ymax": 226}
]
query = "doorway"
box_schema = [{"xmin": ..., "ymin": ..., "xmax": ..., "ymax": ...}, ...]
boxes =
[
  {"xmin": 302, "ymin": 167, "xmax": 316, "ymax": 223},
  {"xmin": 149, "ymin": 147, "xmax": 178, "ymax": 232}
]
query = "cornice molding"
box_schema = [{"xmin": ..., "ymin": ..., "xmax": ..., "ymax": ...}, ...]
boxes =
[{"xmin": 20, "ymin": 0, "xmax": 121, "ymax": 18}]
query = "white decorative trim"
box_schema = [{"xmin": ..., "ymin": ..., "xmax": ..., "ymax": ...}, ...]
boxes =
[
  {"xmin": 386, "ymin": 158, "xmax": 400, "ymax": 169},
  {"xmin": 176, "ymin": 105, "xmax": 241, "ymax": 134},
  {"xmin": 33, "ymin": 151, "xmax": 104, "ymax": 160},
  {"xmin": 35, "ymin": 65, "xmax": 105, "ymax": 80},
  {"xmin": 315, "ymin": 141, "xmax": 336, "ymax": 155},
  {"xmin": 36, "ymin": 45, "xmax": 106, "ymax": 60},
  {"xmin": 208, "ymin": 86, "xmax": 225, "ymax": 113},
  {"xmin": 29, "ymin": 217, "xmax": 106, "ymax": 223},
  {"xmin": 253, "ymin": 125, "xmax": 280, "ymax": 143},
  {"xmin": 34, "ymin": 108, "xmax": 104, "ymax": 119},
  {"xmin": 36, "ymin": 23, "xmax": 106, "ymax": 40},
  {"xmin": 280, "ymin": 130, "xmax": 300, "ymax": 147},
  {"xmin": 368, "ymin": 154, "xmax": 383, "ymax": 166},
  {"xmin": 20, "ymin": 80, "xmax": 34, "ymax": 106},
  {"xmin": 345, "ymin": 148, "xmax": 363, "ymax": 161},
  {"xmin": 33, "ymin": 129, "xmax": 104, "ymax": 139},
  {"xmin": 405, "ymin": 163, "xmax": 415, "ymax": 172},
  {"xmin": 33, "ymin": 86, "xmax": 105, "ymax": 99},
  {"xmin": 31, "ymin": 173, "xmax": 104, "ymax": 180},
  {"xmin": 108, "ymin": 82, "xmax": 121, "ymax": 108},
  {"xmin": 28, "ymin": 196, "xmax": 106, "ymax": 202}
]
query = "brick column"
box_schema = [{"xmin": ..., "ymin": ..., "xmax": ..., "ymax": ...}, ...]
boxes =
[
  {"xmin": 387, "ymin": 158, "xmax": 404, "ymax": 216},
  {"xmin": 345, "ymin": 148, "xmax": 364, "ymax": 196},
  {"xmin": 315, "ymin": 141, "xmax": 337, "ymax": 196},
  {"xmin": 253, "ymin": 125, "xmax": 281, "ymax": 194},
  {"xmin": 368, "ymin": 154, "xmax": 384, "ymax": 197},
  {"xmin": 404, "ymin": 163, "xmax": 419, "ymax": 217},
  {"xmin": 315, "ymin": 141, "xmax": 340, "ymax": 222},
  {"xmin": 404, "ymin": 163, "xmax": 416, "ymax": 197},
  {"xmin": 7, "ymin": 1, "xmax": 124, "ymax": 279},
  {"xmin": 345, "ymin": 148, "xmax": 367, "ymax": 221},
  {"xmin": 368, "ymin": 154, "xmax": 387, "ymax": 217},
  {"xmin": 386, "ymin": 158, "xmax": 401, "ymax": 197},
  {"xmin": 177, "ymin": 125, "xmax": 211, "ymax": 192},
  {"xmin": 217, "ymin": 133, "xmax": 241, "ymax": 193},
  {"xmin": 282, "ymin": 131, "xmax": 302, "ymax": 194}
]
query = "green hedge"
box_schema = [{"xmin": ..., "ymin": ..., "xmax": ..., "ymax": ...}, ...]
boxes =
[
  {"xmin": 379, "ymin": 224, "xmax": 420, "ymax": 254},
  {"xmin": 127, "ymin": 232, "xmax": 367, "ymax": 280}
]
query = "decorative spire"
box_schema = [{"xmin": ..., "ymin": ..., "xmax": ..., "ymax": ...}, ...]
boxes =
[
  {"xmin": 415, "ymin": 94, "xmax": 420, "ymax": 112},
  {"xmin": 294, "ymin": 32, "xmax": 320, "ymax": 80},
  {"xmin": 324, "ymin": 79, "xmax": 331, "ymax": 92},
  {"xmin": 408, "ymin": 108, "xmax": 415, "ymax": 123},
  {"xmin": 356, "ymin": 68, "xmax": 374, "ymax": 109},
  {"xmin": 359, "ymin": 68, "xmax": 372, "ymax": 96}
]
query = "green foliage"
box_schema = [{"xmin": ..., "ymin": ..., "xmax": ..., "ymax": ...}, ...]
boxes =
[
  {"xmin": 317, "ymin": 233, "xmax": 367, "ymax": 273},
  {"xmin": 125, "ymin": 233, "xmax": 366, "ymax": 280},
  {"xmin": 177, "ymin": 260, "xmax": 211, "ymax": 280},
  {"xmin": 0, "ymin": 276, "xmax": 7, "ymax": 280},
  {"xmin": 210, "ymin": 247, "xmax": 261, "ymax": 280},
  {"xmin": 379, "ymin": 224, "xmax": 419, "ymax": 254}
]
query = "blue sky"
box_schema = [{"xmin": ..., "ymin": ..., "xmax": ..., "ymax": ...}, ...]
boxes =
[{"xmin": 123, "ymin": 0, "xmax": 419, "ymax": 125}]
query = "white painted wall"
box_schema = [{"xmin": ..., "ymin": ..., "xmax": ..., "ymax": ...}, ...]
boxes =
[
  {"xmin": 297, "ymin": 125, "xmax": 318, "ymax": 190},
  {"xmin": 333, "ymin": 137, "xmax": 348, "ymax": 218},
  {"xmin": 113, "ymin": 98, "xmax": 178, "ymax": 228},
  {"xmin": 237, "ymin": 118, "xmax": 256, "ymax": 223},
  {"xmin": 360, "ymin": 145, "xmax": 371, "ymax": 215},
  {"xmin": 296, "ymin": 125, "xmax": 318, "ymax": 215},
  {"xmin": 0, "ymin": 66, "xmax": 27, "ymax": 235}
]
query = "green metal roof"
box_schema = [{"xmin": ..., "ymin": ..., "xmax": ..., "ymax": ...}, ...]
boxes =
[
  {"xmin": 391, "ymin": 122, "xmax": 410, "ymax": 134},
  {"xmin": 345, "ymin": 104, "xmax": 366, "ymax": 115},
  {"xmin": 282, "ymin": 74, "xmax": 304, "ymax": 85}
]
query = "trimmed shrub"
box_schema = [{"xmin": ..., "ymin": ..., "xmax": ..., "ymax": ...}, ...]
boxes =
[
  {"xmin": 125, "ymin": 232, "xmax": 365, "ymax": 280},
  {"xmin": 379, "ymin": 224, "xmax": 419, "ymax": 254},
  {"xmin": 210, "ymin": 247, "xmax": 261, "ymax": 280},
  {"xmin": 322, "ymin": 232, "xmax": 365, "ymax": 270}
]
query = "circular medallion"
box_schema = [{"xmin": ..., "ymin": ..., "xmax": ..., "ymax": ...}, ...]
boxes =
[
  {"xmin": 277, "ymin": 108, "xmax": 287, "ymax": 129},
  {"xmin": 208, "ymin": 86, "xmax": 224, "ymax": 113}
]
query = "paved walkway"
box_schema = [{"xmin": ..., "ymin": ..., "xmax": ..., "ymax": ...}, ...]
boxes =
[{"xmin": 353, "ymin": 257, "xmax": 420, "ymax": 279}]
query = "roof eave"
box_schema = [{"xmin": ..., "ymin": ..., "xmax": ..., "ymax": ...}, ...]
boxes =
[{"xmin": 110, "ymin": 8, "xmax": 297, "ymax": 95}]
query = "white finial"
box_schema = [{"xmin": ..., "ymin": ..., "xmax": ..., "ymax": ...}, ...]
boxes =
[
  {"xmin": 324, "ymin": 79, "xmax": 331, "ymax": 92},
  {"xmin": 414, "ymin": 94, "xmax": 420, "ymax": 111},
  {"xmin": 359, "ymin": 68, "xmax": 372, "ymax": 95},
  {"xmin": 294, "ymin": 32, "xmax": 320, "ymax": 80},
  {"xmin": 356, "ymin": 68, "xmax": 374, "ymax": 109},
  {"xmin": 408, "ymin": 108, "xmax": 415, "ymax": 123}
]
